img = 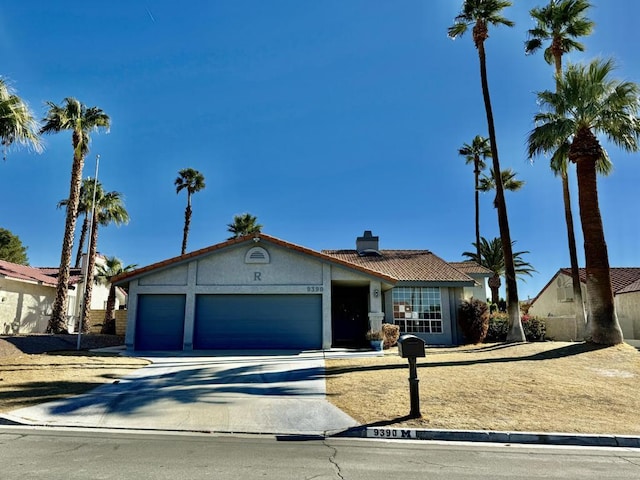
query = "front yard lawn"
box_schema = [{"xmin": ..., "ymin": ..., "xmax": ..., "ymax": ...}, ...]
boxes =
[{"xmin": 325, "ymin": 342, "xmax": 640, "ymax": 435}]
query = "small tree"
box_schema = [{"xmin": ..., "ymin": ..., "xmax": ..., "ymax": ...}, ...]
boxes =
[{"xmin": 0, "ymin": 228, "xmax": 29, "ymax": 265}]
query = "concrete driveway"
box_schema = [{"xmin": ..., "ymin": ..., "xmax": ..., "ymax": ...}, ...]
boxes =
[{"xmin": 1, "ymin": 351, "xmax": 360, "ymax": 435}]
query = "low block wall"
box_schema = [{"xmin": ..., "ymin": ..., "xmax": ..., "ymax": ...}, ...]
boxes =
[
  {"xmin": 544, "ymin": 316, "xmax": 578, "ymax": 341},
  {"xmin": 87, "ymin": 310, "xmax": 128, "ymax": 336}
]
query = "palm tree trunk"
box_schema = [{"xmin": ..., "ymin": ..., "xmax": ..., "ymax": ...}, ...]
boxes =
[
  {"xmin": 474, "ymin": 159, "xmax": 481, "ymax": 260},
  {"xmin": 573, "ymin": 129, "xmax": 623, "ymax": 345},
  {"xmin": 561, "ymin": 171, "xmax": 587, "ymax": 337},
  {"xmin": 48, "ymin": 146, "xmax": 84, "ymax": 334},
  {"xmin": 181, "ymin": 200, "xmax": 192, "ymax": 255},
  {"xmin": 488, "ymin": 274, "xmax": 501, "ymax": 305},
  {"xmin": 75, "ymin": 214, "xmax": 89, "ymax": 268},
  {"xmin": 476, "ymin": 39, "xmax": 524, "ymax": 342},
  {"xmin": 101, "ymin": 285, "xmax": 117, "ymax": 334},
  {"xmin": 554, "ymin": 53, "xmax": 587, "ymax": 339},
  {"xmin": 81, "ymin": 213, "xmax": 99, "ymax": 333}
]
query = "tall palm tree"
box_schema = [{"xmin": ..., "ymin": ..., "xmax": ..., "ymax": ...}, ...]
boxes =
[
  {"xmin": 175, "ymin": 168, "xmax": 205, "ymax": 255},
  {"xmin": 525, "ymin": 0, "xmax": 594, "ymax": 336},
  {"xmin": 81, "ymin": 186, "xmax": 129, "ymax": 332},
  {"xmin": 458, "ymin": 135, "xmax": 491, "ymax": 259},
  {"xmin": 0, "ymin": 78, "xmax": 42, "ymax": 160},
  {"xmin": 448, "ymin": 0, "xmax": 524, "ymax": 342},
  {"xmin": 478, "ymin": 168, "xmax": 525, "ymax": 208},
  {"xmin": 462, "ymin": 237, "xmax": 536, "ymax": 304},
  {"xmin": 57, "ymin": 177, "xmax": 102, "ymax": 268},
  {"xmin": 94, "ymin": 256, "xmax": 136, "ymax": 334},
  {"xmin": 227, "ymin": 213, "xmax": 262, "ymax": 239},
  {"xmin": 41, "ymin": 98, "xmax": 110, "ymax": 333},
  {"xmin": 528, "ymin": 59, "xmax": 640, "ymax": 345}
]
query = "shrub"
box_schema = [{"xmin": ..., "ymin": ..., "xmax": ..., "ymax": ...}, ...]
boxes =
[
  {"xmin": 365, "ymin": 329, "xmax": 383, "ymax": 341},
  {"xmin": 485, "ymin": 313, "xmax": 546, "ymax": 342},
  {"xmin": 522, "ymin": 314, "xmax": 546, "ymax": 342},
  {"xmin": 458, "ymin": 298, "xmax": 489, "ymax": 344},
  {"xmin": 381, "ymin": 323, "xmax": 400, "ymax": 349}
]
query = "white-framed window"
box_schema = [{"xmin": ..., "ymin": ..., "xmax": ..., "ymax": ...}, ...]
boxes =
[{"xmin": 392, "ymin": 287, "xmax": 443, "ymax": 334}]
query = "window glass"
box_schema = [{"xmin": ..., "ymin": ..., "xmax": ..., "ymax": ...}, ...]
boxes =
[{"xmin": 392, "ymin": 287, "xmax": 443, "ymax": 334}]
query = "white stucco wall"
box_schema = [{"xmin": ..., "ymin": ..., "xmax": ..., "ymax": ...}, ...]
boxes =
[
  {"xmin": 0, "ymin": 279, "xmax": 54, "ymax": 334},
  {"xmin": 616, "ymin": 291, "xmax": 640, "ymax": 340},
  {"xmin": 462, "ymin": 274, "xmax": 488, "ymax": 303},
  {"xmin": 528, "ymin": 273, "xmax": 587, "ymax": 318}
]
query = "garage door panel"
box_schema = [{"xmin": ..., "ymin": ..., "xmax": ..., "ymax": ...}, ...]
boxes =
[
  {"xmin": 135, "ymin": 294, "xmax": 185, "ymax": 351},
  {"xmin": 194, "ymin": 294, "xmax": 321, "ymax": 350}
]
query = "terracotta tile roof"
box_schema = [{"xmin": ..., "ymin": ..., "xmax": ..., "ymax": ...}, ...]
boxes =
[
  {"xmin": 618, "ymin": 278, "xmax": 640, "ymax": 294},
  {"xmin": 559, "ymin": 267, "xmax": 640, "ymax": 294},
  {"xmin": 321, "ymin": 250, "xmax": 476, "ymax": 283},
  {"xmin": 113, "ymin": 233, "xmax": 398, "ymax": 285},
  {"xmin": 449, "ymin": 261, "xmax": 493, "ymax": 276},
  {"xmin": 0, "ymin": 260, "xmax": 58, "ymax": 286}
]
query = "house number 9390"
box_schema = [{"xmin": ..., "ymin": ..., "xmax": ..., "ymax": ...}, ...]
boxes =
[{"xmin": 306, "ymin": 286, "xmax": 323, "ymax": 293}]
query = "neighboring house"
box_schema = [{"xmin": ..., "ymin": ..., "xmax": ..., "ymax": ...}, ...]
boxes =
[
  {"xmin": 0, "ymin": 260, "xmax": 80, "ymax": 334},
  {"xmin": 0, "ymin": 256, "xmax": 126, "ymax": 335},
  {"xmin": 114, "ymin": 231, "xmax": 490, "ymax": 351},
  {"xmin": 448, "ymin": 261, "xmax": 491, "ymax": 303},
  {"xmin": 528, "ymin": 268, "xmax": 640, "ymax": 341}
]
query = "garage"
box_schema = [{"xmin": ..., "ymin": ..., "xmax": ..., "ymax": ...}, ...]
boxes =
[
  {"xmin": 193, "ymin": 294, "xmax": 322, "ymax": 350},
  {"xmin": 135, "ymin": 294, "xmax": 186, "ymax": 351}
]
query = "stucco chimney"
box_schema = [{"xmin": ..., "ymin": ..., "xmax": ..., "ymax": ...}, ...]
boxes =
[{"xmin": 356, "ymin": 230, "xmax": 380, "ymax": 255}]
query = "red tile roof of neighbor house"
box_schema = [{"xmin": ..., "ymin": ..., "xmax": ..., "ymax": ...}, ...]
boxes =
[
  {"xmin": 0, "ymin": 260, "xmax": 58, "ymax": 286},
  {"xmin": 448, "ymin": 261, "xmax": 493, "ymax": 276},
  {"xmin": 321, "ymin": 250, "xmax": 476, "ymax": 284},
  {"xmin": 112, "ymin": 233, "xmax": 400, "ymax": 285},
  {"xmin": 559, "ymin": 267, "xmax": 640, "ymax": 294}
]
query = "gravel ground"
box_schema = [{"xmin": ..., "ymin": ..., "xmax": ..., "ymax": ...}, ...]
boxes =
[{"xmin": 0, "ymin": 334, "xmax": 124, "ymax": 357}]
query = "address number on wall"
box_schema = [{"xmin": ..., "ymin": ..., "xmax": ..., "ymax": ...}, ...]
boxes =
[{"xmin": 306, "ymin": 286, "xmax": 324, "ymax": 293}]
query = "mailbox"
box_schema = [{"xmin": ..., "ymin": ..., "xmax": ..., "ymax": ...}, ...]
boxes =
[{"xmin": 397, "ymin": 334, "xmax": 426, "ymax": 358}]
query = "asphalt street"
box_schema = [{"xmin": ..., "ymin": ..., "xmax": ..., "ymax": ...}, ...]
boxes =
[{"xmin": 0, "ymin": 426, "xmax": 638, "ymax": 480}]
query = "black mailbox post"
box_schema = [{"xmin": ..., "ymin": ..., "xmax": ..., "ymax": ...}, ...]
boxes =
[{"xmin": 397, "ymin": 334, "xmax": 425, "ymax": 418}]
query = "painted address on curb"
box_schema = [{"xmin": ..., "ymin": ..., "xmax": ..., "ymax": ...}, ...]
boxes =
[{"xmin": 367, "ymin": 428, "xmax": 415, "ymax": 439}]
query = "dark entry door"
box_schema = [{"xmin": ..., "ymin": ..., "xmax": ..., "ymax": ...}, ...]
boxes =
[{"xmin": 331, "ymin": 286, "xmax": 369, "ymax": 347}]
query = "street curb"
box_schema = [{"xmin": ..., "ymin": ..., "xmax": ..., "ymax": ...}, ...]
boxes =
[{"xmin": 335, "ymin": 426, "xmax": 640, "ymax": 448}]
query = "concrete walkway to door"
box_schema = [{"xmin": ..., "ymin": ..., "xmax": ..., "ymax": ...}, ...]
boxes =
[{"xmin": 1, "ymin": 351, "xmax": 362, "ymax": 436}]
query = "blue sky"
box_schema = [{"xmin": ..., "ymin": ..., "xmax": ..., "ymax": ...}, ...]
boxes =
[{"xmin": 1, "ymin": 1, "xmax": 638, "ymax": 300}]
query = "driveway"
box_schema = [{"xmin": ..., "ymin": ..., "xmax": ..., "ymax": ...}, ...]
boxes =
[{"xmin": 1, "ymin": 351, "xmax": 359, "ymax": 435}]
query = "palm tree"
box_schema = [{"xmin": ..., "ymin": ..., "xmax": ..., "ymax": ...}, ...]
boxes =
[
  {"xmin": 58, "ymin": 178, "xmax": 102, "ymax": 268},
  {"xmin": 458, "ymin": 135, "xmax": 491, "ymax": 259},
  {"xmin": 525, "ymin": 0, "xmax": 594, "ymax": 336},
  {"xmin": 175, "ymin": 168, "xmax": 205, "ymax": 255},
  {"xmin": 94, "ymin": 256, "xmax": 136, "ymax": 334},
  {"xmin": 462, "ymin": 237, "xmax": 536, "ymax": 305},
  {"xmin": 0, "ymin": 78, "xmax": 42, "ymax": 160},
  {"xmin": 528, "ymin": 59, "xmax": 640, "ymax": 345},
  {"xmin": 41, "ymin": 98, "xmax": 110, "ymax": 333},
  {"xmin": 81, "ymin": 186, "xmax": 129, "ymax": 332},
  {"xmin": 448, "ymin": 0, "xmax": 524, "ymax": 342},
  {"xmin": 227, "ymin": 213, "xmax": 262, "ymax": 239},
  {"xmin": 478, "ymin": 168, "xmax": 525, "ymax": 208}
]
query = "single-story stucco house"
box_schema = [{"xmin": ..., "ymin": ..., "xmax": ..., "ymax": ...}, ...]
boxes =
[
  {"xmin": 528, "ymin": 267, "xmax": 640, "ymax": 341},
  {"xmin": 114, "ymin": 231, "xmax": 490, "ymax": 352},
  {"xmin": 0, "ymin": 256, "xmax": 127, "ymax": 334}
]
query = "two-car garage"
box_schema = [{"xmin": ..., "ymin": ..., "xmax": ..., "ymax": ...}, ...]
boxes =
[{"xmin": 134, "ymin": 293, "xmax": 323, "ymax": 351}]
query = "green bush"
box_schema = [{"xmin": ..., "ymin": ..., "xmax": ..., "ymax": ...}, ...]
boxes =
[
  {"xmin": 485, "ymin": 313, "xmax": 546, "ymax": 342},
  {"xmin": 458, "ymin": 298, "xmax": 489, "ymax": 344}
]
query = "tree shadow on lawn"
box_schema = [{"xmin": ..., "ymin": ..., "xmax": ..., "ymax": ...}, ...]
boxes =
[
  {"xmin": 325, "ymin": 342, "xmax": 613, "ymax": 376},
  {"xmin": 20, "ymin": 362, "xmax": 327, "ymax": 417}
]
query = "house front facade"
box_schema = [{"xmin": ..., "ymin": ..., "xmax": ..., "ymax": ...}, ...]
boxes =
[{"xmin": 115, "ymin": 231, "xmax": 485, "ymax": 351}]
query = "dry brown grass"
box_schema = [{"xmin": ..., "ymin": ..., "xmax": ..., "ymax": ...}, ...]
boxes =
[
  {"xmin": 0, "ymin": 352, "xmax": 149, "ymax": 413},
  {"xmin": 325, "ymin": 342, "xmax": 640, "ymax": 435}
]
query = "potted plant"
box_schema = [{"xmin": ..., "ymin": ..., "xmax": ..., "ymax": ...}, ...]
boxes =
[{"xmin": 366, "ymin": 329, "xmax": 384, "ymax": 351}]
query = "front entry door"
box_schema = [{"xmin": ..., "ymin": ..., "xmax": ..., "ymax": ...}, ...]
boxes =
[{"xmin": 331, "ymin": 286, "xmax": 369, "ymax": 347}]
